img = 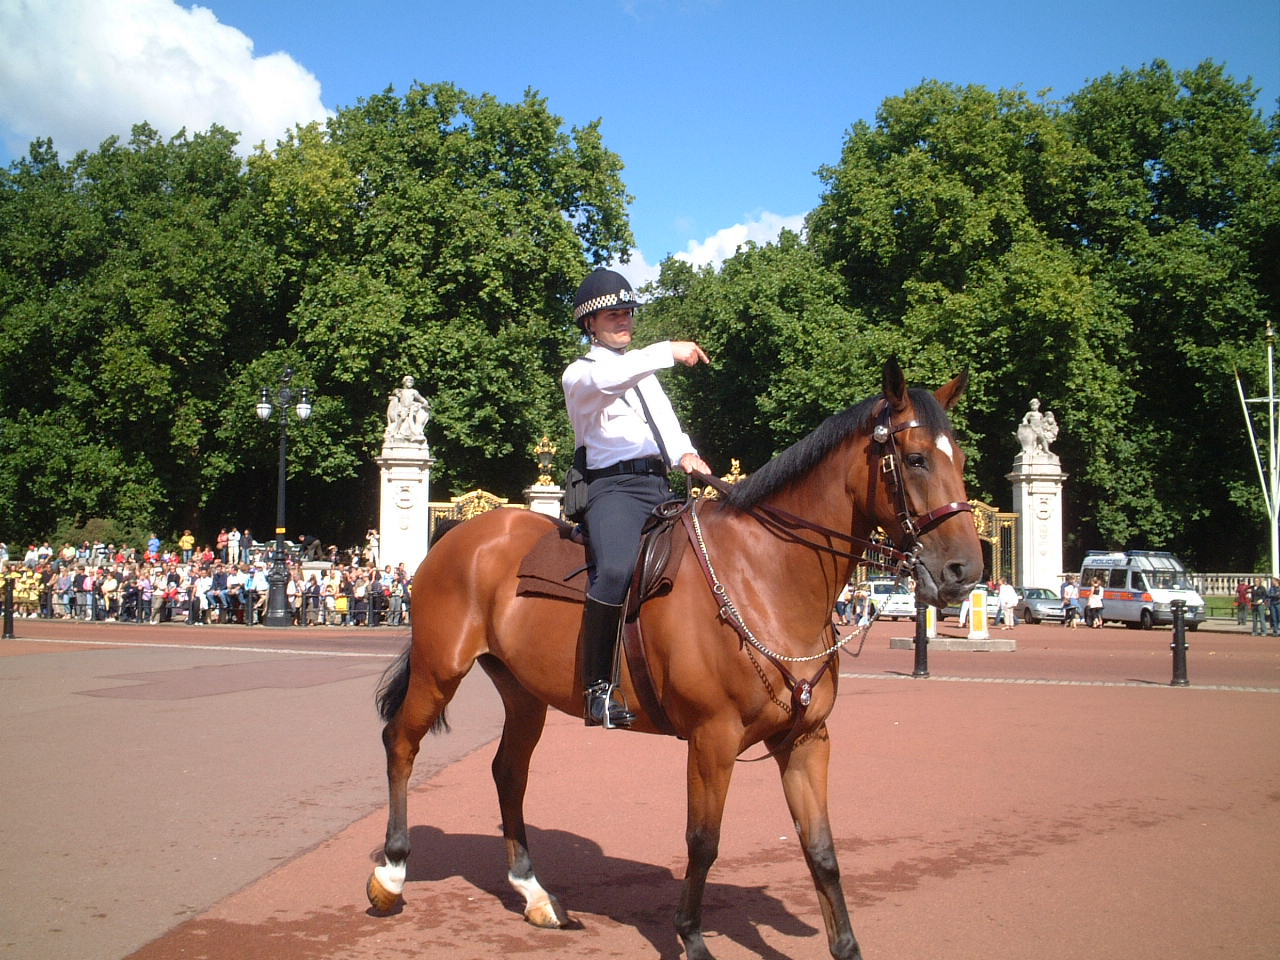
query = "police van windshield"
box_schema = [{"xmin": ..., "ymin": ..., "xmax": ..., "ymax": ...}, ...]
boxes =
[{"xmin": 1137, "ymin": 571, "xmax": 1192, "ymax": 591}]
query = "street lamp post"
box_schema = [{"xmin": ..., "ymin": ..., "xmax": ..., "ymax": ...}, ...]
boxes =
[
  {"xmin": 255, "ymin": 368, "xmax": 312, "ymax": 627},
  {"xmin": 1235, "ymin": 323, "xmax": 1280, "ymax": 577}
]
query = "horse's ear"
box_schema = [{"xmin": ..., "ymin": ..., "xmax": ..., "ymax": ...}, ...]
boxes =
[
  {"xmin": 934, "ymin": 369, "xmax": 969, "ymax": 412},
  {"xmin": 882, "ymin": 357, "xmax": 908, "ymax": 413}
]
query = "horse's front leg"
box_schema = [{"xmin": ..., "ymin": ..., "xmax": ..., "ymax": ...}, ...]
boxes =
[
  {"xmin": 675, "ymin": 728, "xmax": 739, "ymax": 960},
  {"xmin": 775, "ymin": 724, "xmax": 861, "ymax": 960}
]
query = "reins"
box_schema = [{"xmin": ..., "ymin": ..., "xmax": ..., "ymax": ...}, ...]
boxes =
[{"xmin": 680, "ymin": 408, "xmax": 972, "ymax": 762}]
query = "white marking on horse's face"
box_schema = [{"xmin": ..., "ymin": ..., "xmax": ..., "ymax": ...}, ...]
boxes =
[
  {"xmin": 375, "ymin": 861, "xmax": 407, "ymax": 895},
  {"xmin": 935, "ymin": 434, "xmax": 954, "ymax": 461}
]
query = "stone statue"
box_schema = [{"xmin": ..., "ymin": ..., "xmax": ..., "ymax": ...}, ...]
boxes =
[
  {"xmin": 384, "ymin": 376, "xmax": 431, "ymax": 443},
  {"xmin": 1016, "ymin": 398, "xmax": 1058, "ymax": 457}
]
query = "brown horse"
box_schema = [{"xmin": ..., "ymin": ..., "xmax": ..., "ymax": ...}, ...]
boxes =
[{"xmin": 368, "ymin": 359, "xmax": 983, "ymax": 959}]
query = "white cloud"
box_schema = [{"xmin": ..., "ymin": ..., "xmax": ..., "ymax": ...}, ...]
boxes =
[
  {"xmin": 0, "ymin": 0, "xmax": 331, "ymax": 159},
  {"xmin": 674, "ymin": 211, "xmax": 807, "ymax": 269},
  {"xmin": 615, "ymin": 210, "xmax": 807, "ymax": 293}
]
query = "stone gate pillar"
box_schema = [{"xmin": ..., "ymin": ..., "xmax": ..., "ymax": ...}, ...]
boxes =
[
  {"xmin": 1005, "ymin": 398, "xmax": 1068, "ymax": 588},
  {"xmin": 377, "ymin": 376, "xmax": 435, "ymax": 574}
]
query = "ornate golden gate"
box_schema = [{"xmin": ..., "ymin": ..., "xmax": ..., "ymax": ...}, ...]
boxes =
[{"xmin": 970, "ymin": 499, "xmax": 1018, "ymax": 584}]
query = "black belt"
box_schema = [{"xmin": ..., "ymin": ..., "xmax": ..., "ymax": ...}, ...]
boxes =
[{"xmin": 584, "ymin": 456, "xmax": 667, "ymax": 481}]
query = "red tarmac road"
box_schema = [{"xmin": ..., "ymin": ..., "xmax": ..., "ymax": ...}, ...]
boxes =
[{"xmin": 1, "ymin": 615, "xmax": 1277, "ymax": 959}]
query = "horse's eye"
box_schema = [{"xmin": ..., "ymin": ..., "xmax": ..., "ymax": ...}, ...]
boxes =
[{"xmin": 906, "ymin": 453, "xmax": 928, "ymax": 469}]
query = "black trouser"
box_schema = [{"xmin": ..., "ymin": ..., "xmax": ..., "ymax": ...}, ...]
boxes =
[{"xmin": 583, "ymin": 472, "xmax": 670, "ymax": 605}]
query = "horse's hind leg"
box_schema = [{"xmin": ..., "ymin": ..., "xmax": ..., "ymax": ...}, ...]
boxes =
[
  {"xmin": 367, "ymin": 651, "xmax": 465, "ymax": 912},
  {"xmin": 477, "ymin": 655, "xmax": 568, "ymax": 928},
  {"xmin": 775, "ymin": 725, "xmax": 861, "ymax": 960}
]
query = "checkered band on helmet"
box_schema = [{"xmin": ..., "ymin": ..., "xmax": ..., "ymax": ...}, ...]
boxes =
[{"xmin": 572, "ymin": 269, "xmax": 637, "ymax": 325}]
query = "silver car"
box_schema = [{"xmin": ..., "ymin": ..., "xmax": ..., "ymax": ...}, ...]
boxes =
[{"xmin": 1013, "ymin": 586, "xmax": 1067, "ymax": 624}]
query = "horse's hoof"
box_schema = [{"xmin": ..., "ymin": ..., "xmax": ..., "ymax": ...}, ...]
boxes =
[
  {"xmin": 367, "ymin": 871, "xmax": 402, "ymax": 913},
  {"xmin": 524, "ymin": 893, "xmax": 569, "ymax": 929}
]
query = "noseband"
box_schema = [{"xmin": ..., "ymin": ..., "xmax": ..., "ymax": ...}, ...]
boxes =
[{"xmin": 871, "ymin": 402, "xmax": 973, "ymax": 548}]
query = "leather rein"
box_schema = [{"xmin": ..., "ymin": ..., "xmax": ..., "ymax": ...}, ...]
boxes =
[{"xmin": 680, "ymin": 405, "xmax": 973, "ymax": 761}]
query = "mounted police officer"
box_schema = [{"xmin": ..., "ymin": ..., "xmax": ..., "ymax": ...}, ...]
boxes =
[{"xmin": 562, "ymin": 268, "xmax": 710, "ymax": 727}]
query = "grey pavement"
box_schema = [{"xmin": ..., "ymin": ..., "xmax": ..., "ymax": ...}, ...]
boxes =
[{"xmin": 0, "ymin": 620, "xmax": 505, "ymax": 960}]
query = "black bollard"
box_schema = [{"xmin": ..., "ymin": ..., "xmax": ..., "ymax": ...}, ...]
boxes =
[
  {"xmin": 2, "ymin": 574, "xmax": 14, "ymax": 639},
  {"xmin": 1170, "ymin": 598, "xmax": 1190, "ymax": 687},
  {"xmin": 912, "ymin": 601, "xmax": 930, "ymax": 678}
]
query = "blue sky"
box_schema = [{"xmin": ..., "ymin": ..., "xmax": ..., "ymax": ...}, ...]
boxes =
[{"xmin": 1, "ymin": 0, "xmax": 1276, "ymax": 284}]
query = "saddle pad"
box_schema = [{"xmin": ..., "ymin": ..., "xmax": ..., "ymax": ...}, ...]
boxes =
[{"xmin": 516, "ymin": 525, "xmax": 589, "ymax": 602}]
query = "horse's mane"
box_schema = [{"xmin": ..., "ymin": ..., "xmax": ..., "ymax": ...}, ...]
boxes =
[{"xmin": 724, "ymin": 388, "xmax": 953, "ymax": 511}]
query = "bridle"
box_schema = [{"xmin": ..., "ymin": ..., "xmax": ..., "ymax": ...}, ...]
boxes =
[
  {"xmin": 689, "ymin": 401, "xmax": 973, "ymax": 574},
  {"xmin": 869, "ymin": 400, "xmax": 974, "ymax": 547},
  {"xmin": 678, "ymin": 400, "xmax": 974, "ymax": 761}
]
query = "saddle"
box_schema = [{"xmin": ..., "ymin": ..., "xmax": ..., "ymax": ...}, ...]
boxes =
[
  {"xmin": 515, "ymin": 500, "xmax": 687, "ymax": 610},
  {"xmin": 516, "ymin": 500, "xmax": 689, "ymax": 734}
]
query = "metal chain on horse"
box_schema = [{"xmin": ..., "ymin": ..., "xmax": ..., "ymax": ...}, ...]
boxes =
[{"xmin": 687, "ymin": 503, "xmax": 914, "ymax": 665}]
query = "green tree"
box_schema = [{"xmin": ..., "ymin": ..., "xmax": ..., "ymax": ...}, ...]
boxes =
[
  {"xmin": 0, "ymin": 124, "xmax": 282, "ymax": 543},
  {"xmin": 803, "ymin": 66, "xmax": 1278, "ymax": 567},
  {"xmin": 248, "ymin": 83, "xmax": 634, "ymax": 510},
  {"xmin": 642, "ymin": 232, "xmax": 899, "ymax": 472}
]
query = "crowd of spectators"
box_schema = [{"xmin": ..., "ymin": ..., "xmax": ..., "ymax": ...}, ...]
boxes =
[{"xmin": 0, "ymin": 529, "xmax": 411, "ymax": 627}]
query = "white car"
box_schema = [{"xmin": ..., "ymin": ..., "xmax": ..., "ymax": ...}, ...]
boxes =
[{"xmin": 862, "ymin": 579, "xmax": 918, "ymax": 620}]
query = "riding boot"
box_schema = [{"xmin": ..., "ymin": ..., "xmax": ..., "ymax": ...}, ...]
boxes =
[{"xmin": 578, "ymin": 596, "xmax": 634, "ymax": 729}]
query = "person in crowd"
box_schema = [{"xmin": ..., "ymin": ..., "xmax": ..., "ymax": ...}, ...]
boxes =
[
  {"xmin": 100, "ymin": 568, "xmax": 120, "ymax": 621},
  {"xmin": 79, "ymin": 567, "xmax": 96, "ymax": 621},
  {"xmin": 352, "ymin": 572, "xmax": 369, "ymax": 626},
  {"xmin": 191, "ymin": 567, "xmax": 213, "ymax": 624},
  {"xmin": 1268, "ymin": 577, "xmax": 1280, "ymax": 638},
  {"xmin": 834, "ymin": 581, "xmax": 854, "ymax": 626},
  {"xmin": 138, "ymin": 569, "xmax": 154, "ymax": 623},
  {"xmin": 120, "ymin": 575, "xmax": 140, "ymax": 622},
  {"xmin": 322, "ymin": 574, "xmax": 338, "ymax": 625},
  {"xmin": 227, "ymin": 563, "xmax": 247, "ymax": 623},
  {"xmin": 55, "ymin": 566, "xmax": 73, "ymax": 618},
  {"xmin": 1250, "ymin": 578, "xmax": 1267, "ymax": 635},
  {"xmin": 304, "ymin": 574, "xmax": 323, "ymax": 625},
  {"xmin": 1085, "ymin": 576, "xmax": 1105, "ymax": 628},
  {"xmin": 1060, "ymin": 575, "xmax": 1079, "ymax": 629},
  {"xmin": 206, "ymin": 563, "xmax": 230, "ymax": 622},
  {"xmin": 226, "ymin": 527, "xmax": 241, "ymax": 566},
  {"xmin": 243, "ymin": 564, "xmax": 264, "ymax": 624},
  {"xmin": 179, "ymin": 530, "xmax": 196, "ymax": 563},
  {"xmin": 387, "ymin": 576, "xmax": 405, "ymax": 626},
  {"xmin": 997, "ymin": 578, "xmax": 1019, "ymax": 629},
  {"xmin": 1234, "ymin": 578, "xmax": 1251, "ymax": 626}
]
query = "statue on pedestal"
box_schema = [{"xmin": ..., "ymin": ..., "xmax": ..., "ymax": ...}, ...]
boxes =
[
  {"xmin": 1016, "ymin": 398, "xmax": 1059, "ymax": 459},
  {"xmin": 384, "ymin": 376, "xmax": 431, "ymax": 444}
]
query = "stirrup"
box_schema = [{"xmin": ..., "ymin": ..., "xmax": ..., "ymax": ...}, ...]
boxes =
[{"xmin": 584, "ymin": 681, "xmax": 634, "ymax": 729}]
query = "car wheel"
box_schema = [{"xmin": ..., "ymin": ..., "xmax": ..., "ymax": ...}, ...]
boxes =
[{"xmin": 1139, "ymin": 609, "xmax": 1154, "ymax": 630}]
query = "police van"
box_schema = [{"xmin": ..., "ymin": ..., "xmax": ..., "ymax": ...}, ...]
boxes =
[{"xmin": 1078, "ymin": 550, "xmax": 1205, "ymax": 630}]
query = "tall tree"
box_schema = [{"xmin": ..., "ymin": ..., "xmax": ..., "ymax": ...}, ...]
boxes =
[
  {"xmin": 246, "ymin": 83, "xmax": 634, "ymax": 518},
  {"xmin": 801, "ymin": 66, "xmax": 1278, "ymax": 567},
  {"xmin": 0, "ymin": 124, "xmax": 281, "ymax": 541}
]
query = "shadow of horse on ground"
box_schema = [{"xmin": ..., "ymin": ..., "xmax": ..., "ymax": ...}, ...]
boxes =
[{"xmin": 369, "ymin": 824, "xmax": 819, "ymax": 960}]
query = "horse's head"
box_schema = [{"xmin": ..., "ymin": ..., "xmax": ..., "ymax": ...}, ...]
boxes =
[{"xmin": 859, "ymin": 358, "xmax": 984, "ymax": 608}]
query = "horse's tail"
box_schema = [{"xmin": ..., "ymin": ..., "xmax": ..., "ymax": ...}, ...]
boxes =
[
  {"xmin": 375, "ymin": 521, "xmax": 462, "ymax": 734},
  {"xmin": 375, "ymin": 645, "xmax": 452, "ymax": 735},
  {"xmin": 375, "ymin": 647, "xmax": 412, "ymax": 722}
]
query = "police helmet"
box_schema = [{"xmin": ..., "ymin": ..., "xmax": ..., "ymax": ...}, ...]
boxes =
[{"xmin": 572, "ymin": 269, "xmax": 638, "ymax": 330}]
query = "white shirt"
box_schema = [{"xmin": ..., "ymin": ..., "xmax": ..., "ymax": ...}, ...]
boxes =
[{"xmin": 562, "ymin": 342, "xmax": 697, "ymax": 470}]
